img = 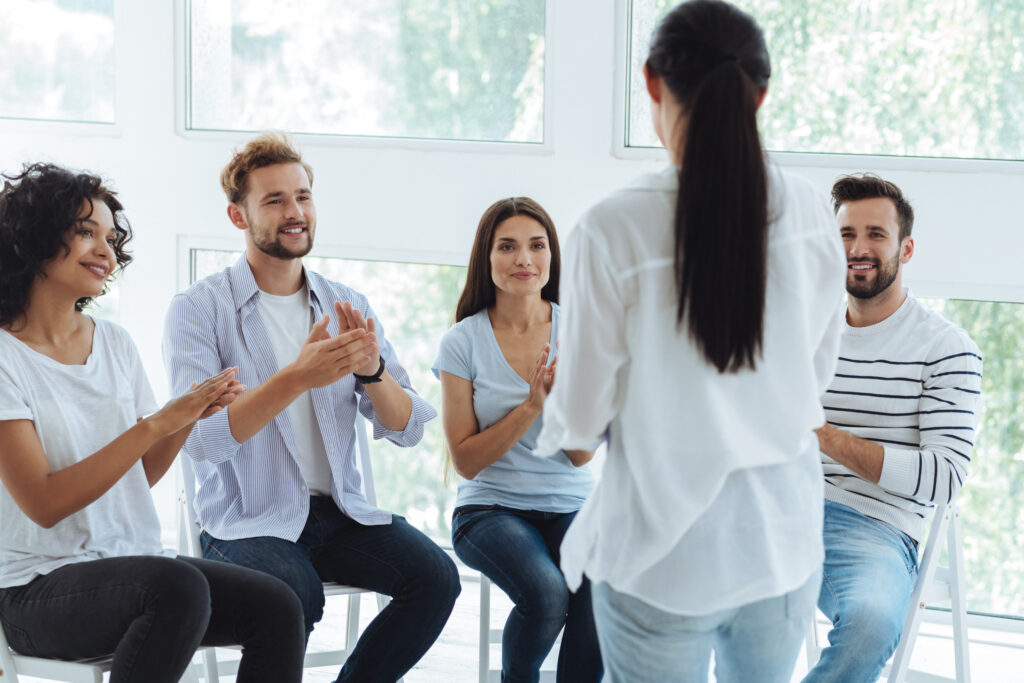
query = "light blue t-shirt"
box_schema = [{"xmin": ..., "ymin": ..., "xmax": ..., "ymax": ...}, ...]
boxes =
[{"xmin": 432, "ymin": 304, "xmax": 593, "ymax": 512}]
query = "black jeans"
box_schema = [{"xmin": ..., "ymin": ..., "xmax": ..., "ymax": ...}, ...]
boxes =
[
  {"xmin": 0, "ymin": 555, "xmax": 305, "ymax": 683},
  {"xmin": 201, "ymin": 497, "xmax": 462, "ymax": 683}
]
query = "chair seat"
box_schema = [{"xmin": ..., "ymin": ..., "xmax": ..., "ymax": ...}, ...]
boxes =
[{"xmin": 11, "ymin": 652, "xmax": 112, "ymax": 679}]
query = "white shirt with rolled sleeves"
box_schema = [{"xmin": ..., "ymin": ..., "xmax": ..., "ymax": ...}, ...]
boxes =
[
  {"xmin": 163, "ymin": 255, "xmax": 436, "ymax": 542},
  {"xmin": 535, "ymin": 165, "xmax": 847, "ymax": 615}
]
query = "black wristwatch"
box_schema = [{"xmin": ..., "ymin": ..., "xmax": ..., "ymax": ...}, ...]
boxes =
[{"xmin": 354, "ymin": 356, "xmax": 386, "ymax": 384}]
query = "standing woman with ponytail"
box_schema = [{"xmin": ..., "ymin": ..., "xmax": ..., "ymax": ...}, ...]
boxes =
[{"xmin": 536, "ymin": 1, "xmax": 846, "ymax": 680}]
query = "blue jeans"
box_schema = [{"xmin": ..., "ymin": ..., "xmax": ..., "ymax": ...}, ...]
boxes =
[
  {"xmin": 201, "ymin": 496, "xmax": 461, "ymax": 683},
  {"xmin": 803, "ymin": 500, "xmax": 919, "ymax": 683},
  {"xmin": 592, "ymin": 570, "xmax": 820, "ymax": 683},
  {"xmin": 452, "ymin": 505, "xmax": 602, "ymax": 683}
]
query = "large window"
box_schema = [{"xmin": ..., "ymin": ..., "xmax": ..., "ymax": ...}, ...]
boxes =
[
  {"xmin": 187, "ymin": 0, "xmax": 547, "ymax": 143},
  {"xmin": 191, "ymin": 249, "xmax": 465, "ymax": 540},
  {"xmin": 0, "ymin": 0, "xmax": 115, "ymax": 124},
  {"xmin": 626, "ymin": 0, "xmax": 1024, "ymax": 160},
  {"xmin": 922, "ymin": 298, "xmax": 1024, "ymax": 620}
]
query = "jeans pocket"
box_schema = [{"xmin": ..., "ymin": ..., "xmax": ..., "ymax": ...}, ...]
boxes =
[{"xmin": 451, "ymin": 505, "xmax": 498, "ymax": 542}]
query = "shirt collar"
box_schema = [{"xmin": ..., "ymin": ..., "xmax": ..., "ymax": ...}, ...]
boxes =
[{"xmin": 228, "ymin": 254, "xmax": 327, "ymax": 313}]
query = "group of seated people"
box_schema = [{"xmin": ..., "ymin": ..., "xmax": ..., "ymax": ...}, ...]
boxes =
[{"xmin": 0, "ymin": 2, "xmax": 981, "ymax": 682}]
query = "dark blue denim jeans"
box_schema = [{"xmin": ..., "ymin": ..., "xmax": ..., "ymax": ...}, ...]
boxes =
[
  {"xmin": 201, "ymin": 496, "xmax": 460, "ymax": 683},
  {"xmin": 452, "ymin": 504, "xmax": 602, "ymax": 683},
  {"xmin": 0, "ymin": 555, "xmax": 305, "ymax": 683}
]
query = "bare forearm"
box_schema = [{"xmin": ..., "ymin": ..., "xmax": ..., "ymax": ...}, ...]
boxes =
[
  {"xmin": 226, "ymin": 368, "xmax": 305, "ymax": 443},
  {"xmin": 453, "ymin": 402, "xmax": 541, "ymax": 479},
  {"xmin": 142, "ymin": 423, "xmax": 194, "ymax": 487},
  {"xmin": 816, "ymin": 423, "xmax": 884, "ymax": 483},
  {"xmin": 360, "ymin": 372, "xmax": 413, "ymax": 432},
  {"xmin": 34, "ymin": 420, "xmax": 162, "ymax": 528}
]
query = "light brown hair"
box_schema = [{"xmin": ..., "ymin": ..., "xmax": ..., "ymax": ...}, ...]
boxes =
[{"xmin": 220, "ymin": 132, "xmax": 314, "ymax": 204}]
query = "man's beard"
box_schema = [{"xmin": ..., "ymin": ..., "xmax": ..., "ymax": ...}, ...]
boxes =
[
  {"xmin": 251, "ymin": 222, "xmax": 313, "ymax": 260},
  {"xmin": 846, "ymin": 252, "xmax": 900, "ymax": 299}
]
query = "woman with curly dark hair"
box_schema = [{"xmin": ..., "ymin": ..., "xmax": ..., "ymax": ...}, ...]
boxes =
[{"xmin": 0, "ymin": 163, "xmax": 306, "ymax": 682}]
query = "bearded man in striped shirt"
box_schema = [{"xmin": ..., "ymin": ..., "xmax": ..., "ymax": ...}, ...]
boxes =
[{"xmin": 802, "ymin": 175, "xmax": 982, "ymax": 683}]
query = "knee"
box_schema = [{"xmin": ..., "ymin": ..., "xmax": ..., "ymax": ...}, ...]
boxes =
[
  {"xmin": 411, "ymin": 546, "xmax": 462, "ymax": 612},
  {"xmin": 136, "ymin": 558, "xmax": 212, "ymax": 631},
  {"xmin": 838, "ymin": 598, "xmax": 905, "ymax": 656},
  {"xmin": 255, "ymin": 575, "xmax": 306, "ymax": 641},
  {"xmin": 513, "ymin": 567, "xmax": 569, "ymax": 621}
]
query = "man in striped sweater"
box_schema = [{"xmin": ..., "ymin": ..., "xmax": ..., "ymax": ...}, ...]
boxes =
[{"xmin": 803, "ymin": 175, "xmax": 982, "ymax": 683}]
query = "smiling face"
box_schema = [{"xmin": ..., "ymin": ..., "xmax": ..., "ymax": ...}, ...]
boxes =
[
  {"xmin": 489, "ymin": 215, "xmax": 551, "ymax": 297},
  {"xmin": 838, "ymin": 197, "xmax": 912, "ymax": 300},
  {"xmin": 42, "ymin": 199, "xmax": 117, "ymax": 300},
  {"xmin": 233, "ymin": 162, "xmax": 316, "ymax": 260}
]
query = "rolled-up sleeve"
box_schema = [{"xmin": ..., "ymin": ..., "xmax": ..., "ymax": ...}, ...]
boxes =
[
  {"xmin": 163, "ymin": 293, "xmax": 242, "ymax": 464},
  {"xmin": 355, "ymin": 306, "xmax": 437, "ymax": 447}
]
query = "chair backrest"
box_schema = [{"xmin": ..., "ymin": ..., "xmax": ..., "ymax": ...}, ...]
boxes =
[{"xmin": 178, "ymin": 404, "xmax": 376, "ymax": 557}]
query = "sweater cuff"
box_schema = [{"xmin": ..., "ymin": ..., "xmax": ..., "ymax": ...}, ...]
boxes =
[{"xmin": 878, "ymin": 446, "xmax": 918, "ymax": 497}]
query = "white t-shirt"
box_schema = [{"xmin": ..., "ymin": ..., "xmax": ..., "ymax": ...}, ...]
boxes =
[
  {"xmin": 537, "ymin": 165, "xmax": 847, "ymax": 615},
  {"xmin": 0, "ymin": 318, "xmax": 166, "ymax": 588},
  {"xmin": 257, "ymin": 286, "xmax": 334, "ymax": 495}
]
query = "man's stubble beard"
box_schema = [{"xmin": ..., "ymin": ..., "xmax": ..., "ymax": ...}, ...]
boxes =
[{"xmin": 846, "ymin": 251, "xmax": 900, "ymax": 300}]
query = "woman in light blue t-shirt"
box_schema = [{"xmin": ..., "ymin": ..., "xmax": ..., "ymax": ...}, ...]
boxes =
[{"xmin": 433, "ymin": 197, "xmax": 601, "ymax": 682}]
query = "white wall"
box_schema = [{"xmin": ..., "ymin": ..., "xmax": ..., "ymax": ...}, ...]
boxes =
[{"xmin": 1, "ymin": 0, "xmax": 1021, "ymax": 404}]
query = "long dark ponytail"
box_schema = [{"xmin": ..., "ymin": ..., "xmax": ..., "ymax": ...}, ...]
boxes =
[{"xmin": 646, "ymin": 0, "xmax": 770, "ymax": 373}]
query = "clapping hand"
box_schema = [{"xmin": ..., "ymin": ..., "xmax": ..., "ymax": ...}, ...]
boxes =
[
  {"xmin": 334, "ymin": 301, "xmax": 382, "ymax": 376},
  {"xmin": 150, "ymin": 367, "xmax": 239, "ymax": 435},
  {"xmin": 526, "ymin": 343, "xmax": 557, "ymax": 412}
]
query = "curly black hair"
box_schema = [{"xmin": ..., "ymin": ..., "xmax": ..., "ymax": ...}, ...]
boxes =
[{"xmin": 0, "ymin": 163, "xmax": 133, "ymax": 328}]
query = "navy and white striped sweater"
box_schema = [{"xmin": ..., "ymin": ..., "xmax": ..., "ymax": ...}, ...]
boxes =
[{"xmin": 822, "ymin": 294, "xmax": 982, "ymax": 542}]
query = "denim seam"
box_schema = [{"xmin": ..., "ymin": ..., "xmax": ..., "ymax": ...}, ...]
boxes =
[{"xmin": 821, "ymin": 572, "xmax": 840, "ymax": 626}]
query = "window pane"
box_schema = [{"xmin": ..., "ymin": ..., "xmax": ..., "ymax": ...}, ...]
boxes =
[
  {"xmin": 0, "ymin": 0, "xmax": 115, "ymax": 124},
  {"xmin": 190, "ymin": 249, "xmax": 464, "ymax": 540},
  {"xmin": 627, "ymin": 0, "xmax": 1024, "ymax": 160},
  {"xmin": 189, "ymin": 0, "xmax": 546, "ymax": 143},
  {"xmin": 920, "ymin": 298, "xmax": 1024, "ymax": 619}
]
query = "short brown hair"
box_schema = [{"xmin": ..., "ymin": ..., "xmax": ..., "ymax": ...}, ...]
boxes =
[
  {"xmin": 454, "ymin": 197, "xmax": 560, "ymax": 323},
  {"xmin": 831, "ymin": 174, "xmax": 914, "ymax": 241},
  {"xmin": 220, "ymin": 132, "xmax": 314, "ymax": 204}
]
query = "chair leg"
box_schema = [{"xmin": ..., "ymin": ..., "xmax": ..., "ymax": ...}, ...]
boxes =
[
  {"xmin": 947, "ymin": 508, "xmax": 971, "ymax": 683},
  {"xmin": 346, "ymin": 593, "xmax": 362, "ymax": 654},
  {"xmin": 479, "ymin": 576, "xmax": 491, "ymax": 683},
  {"xmin": 201, "ymin": 646, "xmax": 220, "ymax": 683},
  {"xmin": 805, "ymin": 614, "xmax": 822, "ymax": 670}
]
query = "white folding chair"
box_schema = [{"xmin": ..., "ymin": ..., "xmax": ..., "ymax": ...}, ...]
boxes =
[
  {"xmin": 805, "ymin": 502, "xmax": 971, "ymax": 682},
  {"xmin": 177, "ymin": 407, "xmax": 394, "ymax": 681},
  {"xmin": 478, "ymin": 575, "xmax": 560, "ymax": 683},
  {"xmin": 0, "ymin": 619, "xmax": 200, "ymax": 682}
]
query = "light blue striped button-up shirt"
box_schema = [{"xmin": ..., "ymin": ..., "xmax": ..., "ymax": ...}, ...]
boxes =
[{"xmin": 163, "ymin": 255, "xmax": 436, "ymax": 542}]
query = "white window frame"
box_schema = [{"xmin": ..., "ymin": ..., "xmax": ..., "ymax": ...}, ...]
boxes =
[
  {"xmin": 177, "ymin": 234, "xmax": 467, "ymax": 293},
  {"xmin": 611, "ymin": 0, "xmax": 1024, "ymax": 175},
  {"xmin": 174, "ymin": 0, "xmax": 555, "ymax": 155},
  {"xmin": 0, "ymin": 0, "xmax": 125, "ymax": 136}
]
